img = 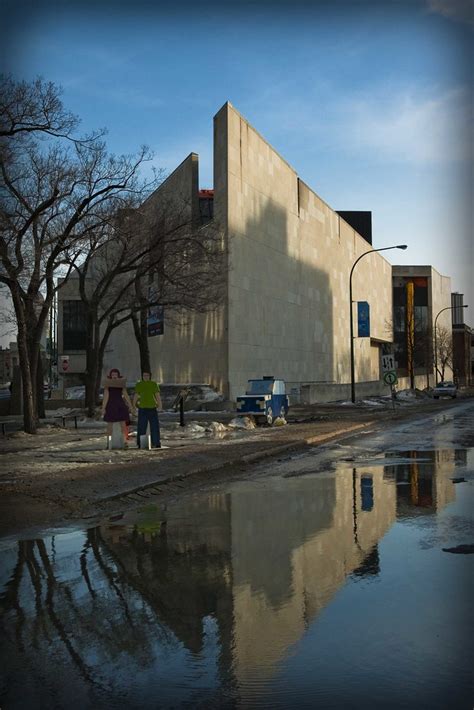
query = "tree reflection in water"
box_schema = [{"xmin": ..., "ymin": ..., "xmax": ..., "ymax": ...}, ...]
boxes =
[{"xmin": 0, "ymin": 452, "xmax": 459, "ymax": 708}]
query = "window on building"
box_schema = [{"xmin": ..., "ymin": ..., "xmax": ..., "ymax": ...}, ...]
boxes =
[
  {"xmin": 414, "ymin": 306, "xmax": 428, "ymax": 333},
  {"xmin": 63, "ymin": 300, "xmax": 87, "ymax": 351},
  {"xmin": 394, "ymin": 306, "xmax": 405, "ymax": 333},
  {"xmin": 198, "ymin": 196, "xmax": 214, "ymax": 224}
]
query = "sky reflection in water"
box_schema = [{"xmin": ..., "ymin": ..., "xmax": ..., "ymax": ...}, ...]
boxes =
[{"xmin": 1, "ymin": 448, "xmax": 473, "ymax": 709}]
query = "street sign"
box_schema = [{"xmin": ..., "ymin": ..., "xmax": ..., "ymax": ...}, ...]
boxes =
[
  {"xmin": 60, "ymin": 356, "xmax": 70, "ymax": 372},
  {"xmin": 383, "ymin": 370, "xmax": 397, "ymax": 385},
  {"xmin": 382, "ymin": 354, "xmax": 396, "ymax": 372},
  {"xmin": 147, "ymin": 304, "xmax": 164, "ymax": 337}
]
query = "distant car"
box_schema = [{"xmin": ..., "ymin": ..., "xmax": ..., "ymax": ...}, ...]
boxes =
[
  {"xmin": 433, "ymin": 381, "xmax": 457, "ymax": 399},
  {"xmin": 236, "ymin": 376, "xmax": 289, "ymax": 425}
]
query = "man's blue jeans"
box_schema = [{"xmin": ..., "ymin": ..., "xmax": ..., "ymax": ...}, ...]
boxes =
[{"xmin": 137, "ymin": 408, "xmax": 161, "ymax": 447}]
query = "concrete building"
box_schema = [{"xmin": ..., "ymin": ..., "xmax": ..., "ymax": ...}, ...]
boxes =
[
  {"xmin": 103, "ymin": 102, "xmax": 397, "ymax": 402},
  {"xmin": 58, "ymin": 102, "xmax": 453, "ymax": 401},
  {"xmin": 392, "ymin": 265, "xmax": 452, "ymax": 389}
]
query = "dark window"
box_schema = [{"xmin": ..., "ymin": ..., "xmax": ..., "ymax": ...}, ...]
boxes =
[
  {"xmin": 199, "ymin": 197, "xmax": 213, "ymax": 224},
  {"xmin": 414, "ymin": 286, "xmax": 428, "ymax": 307},
  {"xmin": 394, "ymin": 306, "xmax": 405, "ymax": 333},
  {"xmin": 414, "ymin": 305, "xmax": 428, "ymax": 333},
  {"xmin": 393, "ymin": 286, "xmax": 406, "ymax": 307},
  {"xmin": 63, "ymin": 300, "xmax": 87, "ymax": 350}
]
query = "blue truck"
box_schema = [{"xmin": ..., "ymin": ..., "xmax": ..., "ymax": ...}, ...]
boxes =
[{"xmin": 236, "ymin": 376, "xmax": 289, "ymax": 425}]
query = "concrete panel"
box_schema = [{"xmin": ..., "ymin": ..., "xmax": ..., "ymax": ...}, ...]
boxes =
[{"xmin": 222, "ymin": 102, "xmax": 392, "ymax": 400}]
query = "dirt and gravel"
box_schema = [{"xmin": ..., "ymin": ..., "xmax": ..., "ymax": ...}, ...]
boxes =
[{"xmin": 0, "ymin": 393, "xmax": 470, "ymax": 538}]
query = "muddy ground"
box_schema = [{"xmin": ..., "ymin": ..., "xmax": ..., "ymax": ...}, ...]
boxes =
[{"xmin": 0, "ymin": 394, "xmax": 470, "ymax": 538}]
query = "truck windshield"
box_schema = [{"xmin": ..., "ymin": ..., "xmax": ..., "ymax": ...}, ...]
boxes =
[{"xmin": 246, "ymin": 380, "xmax": 273, "ymax": 395}]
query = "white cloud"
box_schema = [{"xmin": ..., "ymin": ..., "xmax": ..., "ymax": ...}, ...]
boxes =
[
  {"xmin": 340, "ymin": 86, "xmax": 471, "ymax": 164},
  {"xmin": 249, "ymin": 83, "xmax": 472, "ymax": 166}
]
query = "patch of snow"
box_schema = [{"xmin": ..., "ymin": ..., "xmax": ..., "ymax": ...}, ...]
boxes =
[
  {"xmin": 272, "ymin": 416, "xmax": 287, "ymax": 426},
  {"xmin": 46, "ymin": 407, "xmax": 75, "ymax": 417},
  {"xmin": 206, "ymin": 421, "xmax": 228, "ymax": 433},
  {"xmin": 66, "ymin": 386, "xmax": 85, "ymax": 400},
  {"xmin": 183, "ymin": 422, "xmax": 207, "ymax": 433},
  {"xmin": 396, "ymin": 389, "xmax": 417, "ymax": 400},
  {"xmin": 228, "ymin": 416, "xmax": 256, "ymax": 429}
]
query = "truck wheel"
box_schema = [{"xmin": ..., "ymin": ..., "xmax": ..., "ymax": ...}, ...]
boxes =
[{"xmin": 266, "ymin": 407, "xmax": 273, "ymax": 425}]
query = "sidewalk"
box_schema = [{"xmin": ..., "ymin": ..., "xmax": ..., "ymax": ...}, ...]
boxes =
[{"xmin": 0, "ymin": 395, "xmax": 468, "ymax": 537}]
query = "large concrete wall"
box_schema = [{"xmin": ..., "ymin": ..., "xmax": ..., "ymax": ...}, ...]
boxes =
[
  {"xmin": 217, "ymin": 102, "xmax": 393, "ymax": 400},
  {"xmin": 106, "ymin": 153, "xmax": 229, "ymax": 392}
]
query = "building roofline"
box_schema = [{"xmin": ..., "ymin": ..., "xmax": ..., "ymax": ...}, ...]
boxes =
[
  {"xmin": 392, "ymin": 264, "xmax": 450, "ymax": 280},
  {"xmin": 215, "ymin": 101, "xmax": 376, "ymax": 244},
  {"xmin": 142, "ymin": 152, "xmax": 199, "ymax": 208}
]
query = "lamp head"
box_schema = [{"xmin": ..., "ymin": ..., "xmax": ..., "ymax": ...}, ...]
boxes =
[{"xmin": 396, "ymin": 244, "xmax": 408, "ymax": 250}]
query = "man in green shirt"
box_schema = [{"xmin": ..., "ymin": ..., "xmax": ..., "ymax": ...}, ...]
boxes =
[{"xmin": 133, "ymin": 372, "xmax": 162, "ymax": 448}]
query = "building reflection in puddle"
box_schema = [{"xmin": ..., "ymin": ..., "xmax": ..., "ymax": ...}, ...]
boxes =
[{"xmin": 0, "ymin": 448, "xmax": 460, "ymax": 707}]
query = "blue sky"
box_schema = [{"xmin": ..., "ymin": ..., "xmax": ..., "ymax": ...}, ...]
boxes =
[{"xmin": 1, "ymin": 0, "xmax": 473, "ymax": 339}]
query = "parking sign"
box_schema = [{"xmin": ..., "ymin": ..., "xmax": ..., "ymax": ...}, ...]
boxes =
[{"xmin": 382, "ymin": 354, "xmax": 395, "ymax": 372}]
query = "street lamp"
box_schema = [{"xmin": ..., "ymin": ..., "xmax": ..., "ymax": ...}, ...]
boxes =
[
  {"xmin": 349, "ymin": 244, "xmax": 407, "ymax": 403},
  {"xmin": 433, "ymin": 304, "xmax": 468, "ymax": 385}
]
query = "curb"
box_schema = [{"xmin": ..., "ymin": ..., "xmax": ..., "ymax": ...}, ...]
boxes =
[{"xmin": 97, "ymin": 421, "xmax": 372, "ymax": 505}]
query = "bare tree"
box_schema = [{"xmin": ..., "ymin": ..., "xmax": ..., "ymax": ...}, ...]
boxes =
[
  {"xmin": 0, "ymin": 74, "xmax": 79, "ymax": 139},
  {"xmin": 67, "ymin": 199, "xmax": 226, "ymax": 416},
  {"xmin": 126, "ymin": 199, "xmax": 226, "ymax": 376},
  {"xmin": 0, "ymin": 75, "xmax": 155, "ymax": 432},
  {"xmin": 435, "ymin": 324, "xmax": 453, "ymax": 382}
]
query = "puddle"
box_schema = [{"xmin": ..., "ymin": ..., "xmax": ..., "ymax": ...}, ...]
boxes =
[{"xmin": 1, "ymin": 448, "xmax": 473, "ymax": 709}]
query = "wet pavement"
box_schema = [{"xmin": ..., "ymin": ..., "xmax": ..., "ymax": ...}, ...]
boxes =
[{"xmin": 1, "ymin": 403, "xmax": 473, "ymax": 709}]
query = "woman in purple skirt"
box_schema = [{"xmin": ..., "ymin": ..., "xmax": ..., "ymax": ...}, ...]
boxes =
[{"xmin": 101, "ymin": 368, "xmax": 134, "ymax": 445}]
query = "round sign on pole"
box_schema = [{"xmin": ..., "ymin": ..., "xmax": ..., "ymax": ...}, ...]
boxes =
[{"xmin": 383, "ymin": 371, "xmax": 397, "ymax": 386}]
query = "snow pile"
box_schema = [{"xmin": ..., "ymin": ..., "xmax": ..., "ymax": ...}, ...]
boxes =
[
  {"xmin": 272, "ymin": 416, "xmax": 287, "ymax": 426},
  {"xmin": 46, "ymin": 407, "xmax": 76, "ymax": 417},
  {"xmin": 178, "ymin": 422, "xmax": 207, "ymax": 434},
  {"xmin": 200, "ymin": 387, "xmax": 225, "ymax": 403},
  {"xmin": 396, "ymin": 389, "xmax": 417, "ymax": 401},
  {"xmin": 228, "ymin": 416, "xmax": 256, "ymax": 429},
  {"xmin": 206, "ymin": 421, "xmax": 228, "ymax": 433},
  {"xmin": 66, "ymin": 386, "xmax": 85, "ymax": 400},
  {"xmin": 361, "ymin": 399, "xmax": 385, "ymax": 407}
]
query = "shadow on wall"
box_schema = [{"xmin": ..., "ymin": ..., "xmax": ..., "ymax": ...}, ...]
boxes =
[{"xmin": 228, "ymin": 197, "xmax": 334, "ymax": 395}]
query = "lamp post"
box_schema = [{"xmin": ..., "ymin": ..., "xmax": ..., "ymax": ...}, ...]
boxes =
[
  {"xmin": 349, "ymin": 244, "xmax": 407, "ymax": 403},
  {"xmin": 433, "ymin": 304, "xmax": 468, "ymax": 385}
]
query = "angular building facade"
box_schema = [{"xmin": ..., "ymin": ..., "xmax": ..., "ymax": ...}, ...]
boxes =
[
  {"xmin": 60, "ymin": 102, "xmax": 453, "ymax": 402},
  {"xmin": 105, "ymin": 102, "xmax": 395, "ymax": 401}
]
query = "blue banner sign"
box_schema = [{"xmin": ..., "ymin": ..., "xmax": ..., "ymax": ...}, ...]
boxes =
[
  {"xmin": 357, "ymin": 301, "xmax": 370, "ymax": 337},
  {"xmin": 147, "ymin": 305, "xmax": 164, "ymax": 336}
]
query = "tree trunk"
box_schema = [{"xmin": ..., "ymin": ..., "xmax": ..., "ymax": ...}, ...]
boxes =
[
  {"xmin": 131, "ymin": 309, "xmax": 151, "ymax": 374},
  {"xmin": 84, "ymin": 313, "xmax": 100, "ymax": 418},
  {"xmin": 36, "ymin": 353, "xmax": 46, "ymax": 419},
  {"xmin": 85, "ymin": 355, "xmax": 99, "ymax": 418},
  {"xmin": 17, "ymin": 323, "xmax": 37, "ymax": 433}
]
